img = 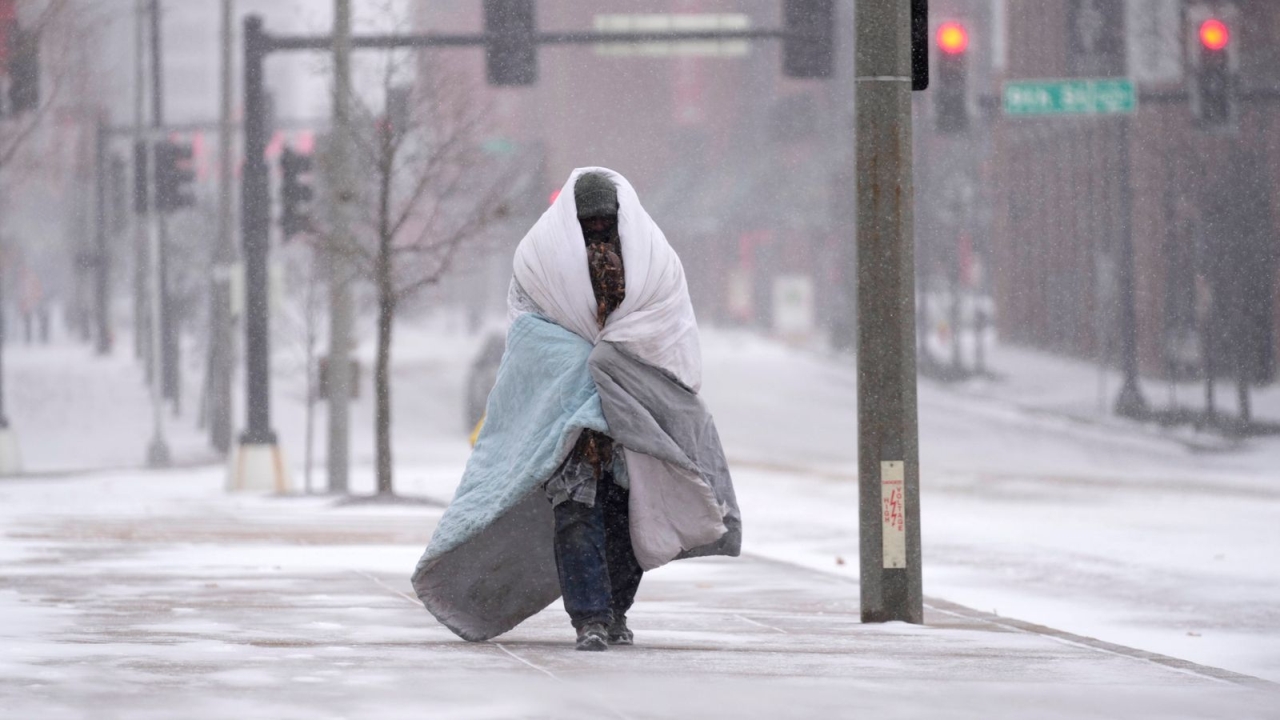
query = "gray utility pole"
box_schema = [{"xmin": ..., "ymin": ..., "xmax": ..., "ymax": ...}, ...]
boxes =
[
  {"xmin": 150, "ymin": 0, "xmax": 180, "ymax": 410},
  {"xmin": 855, "ymin": 0, "xmax": 923, "ymax": 624},
  {"xmin": 326, "ymin": 0, "xmax": 355, "ymax": 495},
  {"xmin": 140, "ymin": 0, "xmax": 170, "ymax": 467},
  {"xmin": 94, "ymin": 116, "xmax": 112, "ymax": 356},
  {"xmin": 207, "ymin": 0, "xmax": 237, "ymax": 454}
]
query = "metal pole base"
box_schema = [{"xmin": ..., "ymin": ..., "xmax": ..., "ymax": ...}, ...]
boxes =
[
  {"xmin": 1113, "ymin": 382, "xmax": 1149, "ymax": 420},
  {"xmin": 0, "ymin": 427, "xmax": 22, "ymax": 476},
  {"xmin": 229, "ymin": 441, "xmax": 292, "ymax": 494},
  {"xmin": 147, "ymin": 436, "xmax": 172, "ymax": 468}
]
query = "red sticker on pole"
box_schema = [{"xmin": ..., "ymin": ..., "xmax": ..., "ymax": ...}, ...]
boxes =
[{"xmin": 881, "ymin": 461, "xmax": 906, "ymax": 569}]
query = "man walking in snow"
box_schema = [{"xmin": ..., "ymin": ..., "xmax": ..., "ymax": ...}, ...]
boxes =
[
  {"xmin": 539, "ymin": 172, "xmax": 640, "ymax": 650},
  {"xmin": 413, "ymin": 168, "xmax": 740, "ymax": 651}
]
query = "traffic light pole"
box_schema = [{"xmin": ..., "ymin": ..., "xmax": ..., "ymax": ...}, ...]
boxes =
[
  {"xmin": 1113, "ymin": 117, "xmax": 1147, "ymax": 419},
  {"xmin": 228, "ymin": 16, "xmax": 290, "ymax": 492},
  {"xmin": 855, "ymin": 0, "xmax": 923, "ymax": 624},
  {"xmin": 135, "ymin": 0, "xmax": 170, "ymax": 468}
]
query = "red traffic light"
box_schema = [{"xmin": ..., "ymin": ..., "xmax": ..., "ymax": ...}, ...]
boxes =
[
  {"xmin": 937, "ymin": 22, "xmax": 969, "ymax": 55},
  {"xmin": 1199, "ymin": 18, "xmax": 1229, "ymax": 51}
]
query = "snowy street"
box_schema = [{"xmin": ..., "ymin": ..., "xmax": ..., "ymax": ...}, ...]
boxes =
[
  {"xmin": 2, "ymin": 325, "xmax": 1278, "ymax": 718},
  {"xmin": 5, "ymin": 0, "xmax": 1280, "ymax": 717}
]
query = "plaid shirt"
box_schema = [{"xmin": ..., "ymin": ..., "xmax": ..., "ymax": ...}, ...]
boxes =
[{"xmin": 546, "ymin": 430, "xmax": 609, "ymax": 507}]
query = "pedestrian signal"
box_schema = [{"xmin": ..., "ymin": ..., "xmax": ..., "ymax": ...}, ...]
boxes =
[
  {"xmin": 934, "ymin": 21, "xmax": 969, "ymax": 134},
  {"xmin": 484, "ymin": 0, "xmax": 536, "ymax": 86}
]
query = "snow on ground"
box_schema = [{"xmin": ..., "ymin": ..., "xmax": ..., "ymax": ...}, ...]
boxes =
[
  {"xmin": 2, "ymin": 467, "xmax": 1276, "ymax": 719},
  {"xmin": 5, "ymin": 339, "xmax": 216, "ymax": 474},
  {"xmin": 3, "ymin": 313, "xmax": 1280, "ymax": 716}
]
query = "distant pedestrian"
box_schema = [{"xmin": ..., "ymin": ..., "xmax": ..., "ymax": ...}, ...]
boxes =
[
  {"xmin": 413, "ymin": 168, "xmax": 741, "ymax": 651},
  {"xmin": 18, "ymin": 270, "xmax": 44, "ymax": 345}
]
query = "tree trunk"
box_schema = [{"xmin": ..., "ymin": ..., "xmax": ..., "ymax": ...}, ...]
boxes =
[{"xmin": 375, "ymin": 287, "xmax": 394, "ymax": 495}]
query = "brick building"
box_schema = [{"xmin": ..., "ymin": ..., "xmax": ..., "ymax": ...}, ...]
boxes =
[{"xmin": 976, "ymin": 0, "xmax": 1280, "ymax": 385}]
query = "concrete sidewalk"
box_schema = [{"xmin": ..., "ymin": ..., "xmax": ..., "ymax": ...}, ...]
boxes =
[{"xmin": 2, "ymin": 469, "xmax": 1276, "ymax": 720}]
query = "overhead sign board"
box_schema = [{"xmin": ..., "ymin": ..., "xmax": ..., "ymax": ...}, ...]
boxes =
[
  {"xmin": 1003, "ymin": 78, "xmax": 1137, "ymax": 116},
  {"xmin": 593, "ymin": 13, "xmax": 750, "ymax": 57}
]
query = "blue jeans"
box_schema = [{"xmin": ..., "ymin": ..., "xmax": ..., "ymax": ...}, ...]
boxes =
[{"xmin": 552, "ymin": 475, "xmax": 643, "ymax": 630}]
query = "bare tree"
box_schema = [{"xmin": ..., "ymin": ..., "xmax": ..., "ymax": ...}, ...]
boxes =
[
  {"xmin": 277, "ymin": 241, "xmax": 326, "ymax": 494},
  {"xmin": 319, "ymin": 45, "xmax": 521, "ymax": 497}
]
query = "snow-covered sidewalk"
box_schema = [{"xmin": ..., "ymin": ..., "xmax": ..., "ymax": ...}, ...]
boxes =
[{"xmin": 1, "ymin": 467, "xmax": 1275, "ymax": 720}]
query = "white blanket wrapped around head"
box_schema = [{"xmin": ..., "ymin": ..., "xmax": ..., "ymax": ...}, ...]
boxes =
[{"xmin": 513, "ymin": 167, "xmax": 702, "ymax": 392}]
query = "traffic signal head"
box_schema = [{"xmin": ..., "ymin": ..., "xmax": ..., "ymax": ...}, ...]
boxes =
[
  {"xmin": 280, "ymin": 146, "xmax": 314, "ymax": 240},
  {"xmin": 484, "ymin": 0, "xmax": 536, "ymax": 87},
  {"xmin": 7, "ymin": 27, "xmax": 39, "ymax": 114},
  {"xmin": 155, "ymin": 140, "xmax": 196, "ymax": 212},
  {"xmin": 1187, "ymin": 5, "xmax": 1239, "ymax": 130},
  {"xmin": 934, "ymin": 20, "xmax": 969, "ymax": 134},
  {"xmin": 937, "ymin": 22, "xmax": 969, "ymax": 55},
  {"xmin": 1199, "ymin": 18, "xmax": 1229, "ymax": 51},
  {"xmin": 911, "ymin": 0, "xmax": 929, "ymax": 91},
  {"xmin": 783, "ymin": 0, "xmax": 835, "ymax": 79}
]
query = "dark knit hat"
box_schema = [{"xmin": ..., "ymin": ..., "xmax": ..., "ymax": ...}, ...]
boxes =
[{"xmin": 574, "ymin": 172, "xmax": 619, "ymax": 219}]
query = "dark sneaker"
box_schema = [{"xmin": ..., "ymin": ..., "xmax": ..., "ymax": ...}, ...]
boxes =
[
  {"xmin": 608, "ymin": 617, "xmax": 634, "ymax": 646},
  {"xmin": 575, "ymin": 623, "xmax": 609, "ymax": 652}
]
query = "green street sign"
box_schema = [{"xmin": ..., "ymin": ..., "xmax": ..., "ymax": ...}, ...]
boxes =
[
  {"xmin": 1003, "ymin": 79, "xmax": 1137, "ymax": 116},
  {"xmin": 482, "ymin": 137, "xmax": 517, "ymax": 155}
]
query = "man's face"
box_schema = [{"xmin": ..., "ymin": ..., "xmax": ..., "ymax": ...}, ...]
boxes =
[
  {"xmin": 581, "ymin": 216, "xmax": 611, "ymax": 234},
  {"xmin": 580, "ymin": 215, "xmax": 618, "ymax": 245}
]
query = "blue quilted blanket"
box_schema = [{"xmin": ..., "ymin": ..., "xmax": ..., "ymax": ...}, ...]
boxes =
[{"xmin": 410, "ymin": 314, "xmax": 606, "ymax": 640}]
